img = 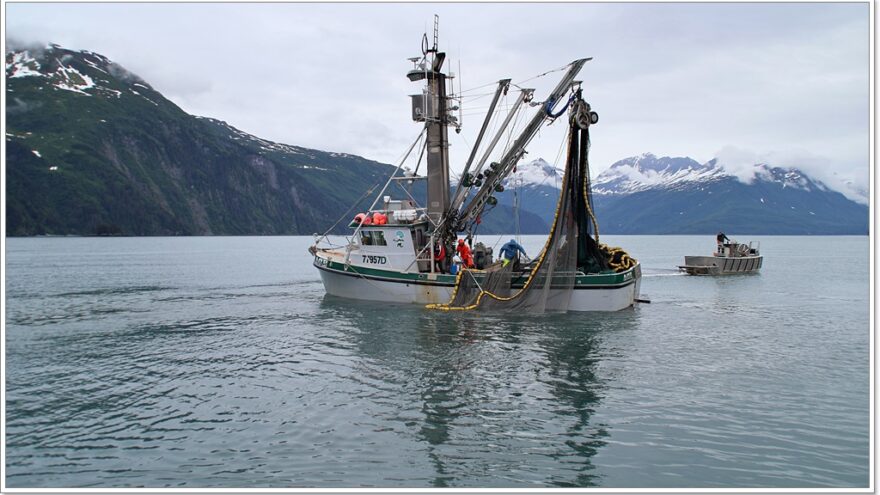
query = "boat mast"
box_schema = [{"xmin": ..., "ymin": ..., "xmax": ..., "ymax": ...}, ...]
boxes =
[{"xmin": 407, "ymin": 16, "xmax": 451, "ymax": 225}]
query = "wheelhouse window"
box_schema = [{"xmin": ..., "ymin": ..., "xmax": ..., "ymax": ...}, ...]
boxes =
[
  {"xmin": 361, "ymin": 230, "xmax": 387, "ymax": 246},
  {"xmin": 371, "ymin": 231, "xmax": 387, "ymax": 246}
]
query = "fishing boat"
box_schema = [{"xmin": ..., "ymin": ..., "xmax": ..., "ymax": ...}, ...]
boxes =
[
  {"xmin": 310, "ymin": 19, "xmax": 642, "ymax": 312},
  {"xmin": 679, "ymin": 240, "xmax": 763, "ymax": 275}
]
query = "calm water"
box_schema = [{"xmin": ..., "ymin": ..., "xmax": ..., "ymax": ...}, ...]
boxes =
[{"xmin": 4, "ymin": 235, "xmax": 870, "ymax": 488}]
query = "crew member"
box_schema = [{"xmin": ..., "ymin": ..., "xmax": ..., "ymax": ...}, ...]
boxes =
[
  {"xmin": 716, "ymin": 231, "xmax": 730, "ymax": 254},
  {"xmin": 456, "ymin": 239, "xmax": 474, "ymax": 268},
  {"xmin": 499, "ymin": 238, "xmax": 528, "ymax": 269},
  {"xmin": 433, "ymin": 242, "xmax": 446, "ymax": 273}
]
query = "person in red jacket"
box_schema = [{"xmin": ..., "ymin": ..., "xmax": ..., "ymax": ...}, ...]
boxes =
[
  {"xmin": 433, "ymin": 242, "xmax": 446, "ymax": 273},
  {"xmin": 456, "ymin": 239, "xmax": 474, "ymax": 268}
]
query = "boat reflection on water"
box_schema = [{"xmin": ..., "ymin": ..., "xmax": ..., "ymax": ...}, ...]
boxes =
[{"xmin": 317, "ymin": 296, "xmax": 641, "ymax": 487}]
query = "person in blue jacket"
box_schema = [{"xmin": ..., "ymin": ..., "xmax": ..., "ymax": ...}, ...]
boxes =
[{"xmin": 499, "ymin": 238, "xmax": 528, "ymax": 269}]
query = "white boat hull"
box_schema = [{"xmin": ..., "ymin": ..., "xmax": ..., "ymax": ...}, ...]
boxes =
[
  {"xmin": 317, "ymin": 265, "xmax": 454, "ymax": 306},
  {"xmin": 315, "ymin": 258, "xmax": 642, "ymax": 312},
  {"xmin": 680, "ymin": 255, "xmax": 763, "ymax": 275}
]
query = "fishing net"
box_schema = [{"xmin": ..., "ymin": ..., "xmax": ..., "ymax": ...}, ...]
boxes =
[{"xmin": 427, "ymin": 93, "xmax": 633, "ymax": 313}]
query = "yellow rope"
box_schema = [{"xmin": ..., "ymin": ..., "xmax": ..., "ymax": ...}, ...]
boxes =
[
  {"xmin": 426, "ymin": 131, "xmax": 577, "ymax": 312},
  {"xmin": 426, "ymin": 108, "xmax": 638, "ymax": 311},
  {"xmin": 599, "ymin": 243, "xmax": 637, "ymax": 272}
]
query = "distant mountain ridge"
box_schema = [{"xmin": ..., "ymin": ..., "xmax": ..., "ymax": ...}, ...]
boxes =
[
  {"xmin": 493, "ymin": 155, "xmax": 868, "ymax": 235},
  {"xmin": 5, "ymin": 44, "xmax": 544, "ymax": 236},
  {"xmin": 6, "ymin": 43, "xmax": 389, "ymax": 236},
  {"xmin": 593, "ymin": 153, "xmax": 843, "ymax": 198},
  {"xmin": 592, "ymin": 154, "xmax": 720, "ymax": 194},
  {"xmin": 5, "ymin": 44, "xmax": 867, "ymax": 236}
]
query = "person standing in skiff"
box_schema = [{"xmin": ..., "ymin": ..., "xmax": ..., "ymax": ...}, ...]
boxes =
[{"xmin": 716, "ymin": 231, "xmax": 730, "ymax": 255}]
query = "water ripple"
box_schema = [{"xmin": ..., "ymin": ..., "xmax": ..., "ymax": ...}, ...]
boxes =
[{"xmin": 4, "ymin": 236, "xmax": 870, "ymax": 488}]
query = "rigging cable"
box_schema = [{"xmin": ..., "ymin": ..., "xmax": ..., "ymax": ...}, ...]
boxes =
[
  {"xmin": 458, "ymin": 80, "xmax": 505, "ymax": 95},
  {"xmin": 316, "ymin": 127, "xmax": 425, "ymax": 249},
  {"xmin": 460, "ymin": 62, "xmax": 571, "ymax": 96},
  {"xmin": 315, "ymin": 129, "xmax": 427, "ymax": 245},
  {"xmin": 314, "ymin": 181, "xmax": 384, "ymax": 245},
  {"xmin": 513, "ymin": 62, "xmax": 571, "ymax": 88},
  {"xmin": 411, "ymin": 130, "xmax": 427, "ymax": 177},
  {"xmin": 315, "ymin": 129, "xmax": 427, "ymax": 244}
]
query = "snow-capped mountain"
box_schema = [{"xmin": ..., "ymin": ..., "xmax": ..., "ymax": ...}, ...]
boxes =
[
  {"xmin": 6, "ymin": 44, "xmax": 546, "ymax": 236},
  {"xmin": 489, "ymin": 159, "xmax": 564, "ymax": 227},
  {"xmin": 493, "ymin": 154, "xmax": 867, "ymax": 235},
  {"xmin": 6, "ymin": 44, "xmax": 162, "ymax": 104},
  {"xmin": 593, "ymin": 152, "xmax": 836, "ymax": 197},
  {"xmin": 590, "ymin": 153, "xmax": 867, "ymax": 234},
  {"xmin": 6, "ymin": 43, "xmax": 866, "ymax": 236},
  {"xmin": 593, "ymin": 154, "xmax": 722, "ymax": 194},
  {"xmin": 505, "ymin": 158, "xmax": 563, "ymax": 188},
  {"xmin": 5, "ymin": 44, "xmax": 399, "ymax": 236}
]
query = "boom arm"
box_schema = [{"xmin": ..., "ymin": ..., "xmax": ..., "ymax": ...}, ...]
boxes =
[
  {"xmin": 449, "ymin": 79, "xmax": 511, "ymax": 212},
  {"xmin": 455, "ymin": 58, "xmax": 590, "ymax": 231}
]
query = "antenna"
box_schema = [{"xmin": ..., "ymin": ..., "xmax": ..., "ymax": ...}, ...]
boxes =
[
  {"xmin": 458, "ymin": 59, "xmax": 463, "ymax": 132},
  {"xmin": 433, "ymin": 14, "xmax": 439, "ymax": 52}
]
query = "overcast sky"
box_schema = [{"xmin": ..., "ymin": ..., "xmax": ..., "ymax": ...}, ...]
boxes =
[{"xmin": 5, "ymin": 2, "xmax": 871, "ymax": 198}]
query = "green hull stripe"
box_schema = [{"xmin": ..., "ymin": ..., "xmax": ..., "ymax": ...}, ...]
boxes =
[{"xmin": 314, "ymin": 257, "xmax": 638, "ymax": 288}]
